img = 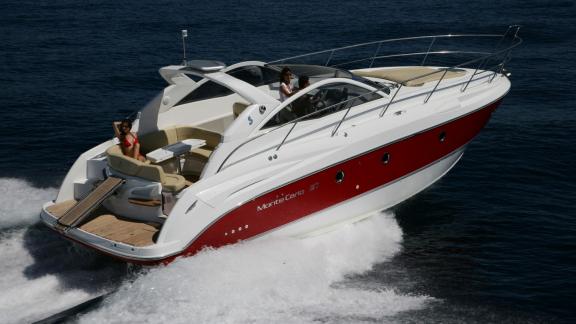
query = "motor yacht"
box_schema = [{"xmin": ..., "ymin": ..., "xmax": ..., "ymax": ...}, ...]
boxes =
[{"xmin": 40, "ymin": 27, "xmax": 522, "ymax": 264}]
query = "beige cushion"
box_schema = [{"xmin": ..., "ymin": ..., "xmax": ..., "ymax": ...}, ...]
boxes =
[
  {"xmin": 139, "ymin": 128, "xmax": 178, "ymax": 154},
  {"xmin": 106, "ymin": 145, "xmax": 142, "ymax": 176},
  {"xmin": 233, "ymin": 102, "xmax": 249, "ymax": 118},
  {"xmin": 140, "ymin": 126, "xmax": 222, "ymax": 152},
  {"xmin": 175, "ymin": 126, "xmax": 222, "ymax": 149},
  {"xmin": 106, "ymin": 145, "xmax": 185, "ymax": 192},
  {"xmin": 190, "ymin": 147, "xmax": 212, "ymax": 160},
  {"xmin": 162, "ymin": 173, "xmax": 186, "ymax": 192},
  {"xmin": 134, "ymin": 164, "xmax": 164, "ymax": 182},
  {"xmin": 134, "ymin": 126, "xmax": 222, "ymax": 180},
  {"xmin": 354, "ymin": 67, "xmax": 466, "ymax": 87}
]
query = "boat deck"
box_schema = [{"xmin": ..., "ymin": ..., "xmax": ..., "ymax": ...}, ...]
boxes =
[{"xmin": 47, "ymin": 200, "xmax": 160, "ymax": 247}]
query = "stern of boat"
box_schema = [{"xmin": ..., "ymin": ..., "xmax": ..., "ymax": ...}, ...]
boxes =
[{"xmin": 40, "ymin": 147, "xmax": 192, "ymax": 264}]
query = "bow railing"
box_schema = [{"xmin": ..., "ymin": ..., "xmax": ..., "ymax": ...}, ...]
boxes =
[{"xmin": 216, "ymin": 26, "xmax": 522, "ymax": 172}]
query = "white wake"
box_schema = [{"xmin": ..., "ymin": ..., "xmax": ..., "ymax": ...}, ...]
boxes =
[
  {"xmin": 0, "ymin": 179, "xmax": 124, "ymax": 324},
  {"xmin": 0, "ymin": 178, "xmax": 57, "ymax": 229},
  {"xmin": 82, "ymin": 212, "xmax": 432, "ymax": 323},
  {"xmin": 0, "ymin": 178, "xmax": 432, "ymax": 323}
]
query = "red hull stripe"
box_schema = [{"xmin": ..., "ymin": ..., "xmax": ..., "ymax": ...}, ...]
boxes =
[{"xmin": 167, "ymin": 100, "xmax": 502, "ymax": 262}]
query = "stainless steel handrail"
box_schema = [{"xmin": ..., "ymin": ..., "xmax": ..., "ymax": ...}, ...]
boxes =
[
  {"xmin": 216, "ymin": 26, "xmax": 522, "ymax": 172},
  {"xmin": 330, "ymin": 50, "xmax": 492, "ymax": 68},
  {"xmin": 268, "ymin": 33, "xmax": 503, "ymax": 65},
  {"xmin": 217, "ymin": 90, "xmax": 385, "ymax": 171}
]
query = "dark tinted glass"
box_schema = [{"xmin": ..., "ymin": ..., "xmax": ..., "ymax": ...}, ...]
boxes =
[
  {"xmin": 175, "ymin": 65, "xmax": 280, "ymax": 106},
  {"xmin": 176, "ymin": 82, "xmax": 233, "ymax": 106},
  {"xmin": 262, "ymin": 83, "xmax": 381, "ymax": 129}
]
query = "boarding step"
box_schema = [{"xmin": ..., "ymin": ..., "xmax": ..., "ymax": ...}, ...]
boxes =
[{"xmin": 57, "ymin": 176, "xmax": 124, "ymax": 228}]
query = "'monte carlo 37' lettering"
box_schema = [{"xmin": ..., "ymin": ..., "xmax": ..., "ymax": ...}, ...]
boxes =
[{"xmin": 256, "ymin": 189, "xmax": 306, "ymax": 212}]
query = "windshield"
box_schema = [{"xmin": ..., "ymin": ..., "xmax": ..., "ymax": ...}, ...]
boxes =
[{"xmin": 262, "ymin": 82, "xmax": 383, "ymax": 129}]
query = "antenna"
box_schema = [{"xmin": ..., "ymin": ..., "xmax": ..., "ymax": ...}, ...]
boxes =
[{"xmin": 181, "ymin": 29, "xmax": 188, "ymax": 65}]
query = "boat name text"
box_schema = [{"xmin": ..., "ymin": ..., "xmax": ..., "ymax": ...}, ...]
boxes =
[{"xmin": 256, "ymin": 189, "xmax": 306, "ymax": 212}]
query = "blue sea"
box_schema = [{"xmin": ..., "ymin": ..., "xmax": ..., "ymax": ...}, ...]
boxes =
[{"xmin": 0, "ymin": 0, "xmax": 574, "ymax": 323}]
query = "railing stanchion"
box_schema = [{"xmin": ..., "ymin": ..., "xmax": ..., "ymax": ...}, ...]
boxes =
[
  {"xmin": 421, "ymin": 37, "xmax": 436, "ymax": 66},
  {"xmin": 325, "ymin": 50, "xmax": 335, "ymax": 66},
  {"xmin": 380, "ymin": 84, "xmax": 403, "ymax": 117},
  {"xmin": 489, "ymin": 63, "xmax": 503, "ymax": 83},
  {"xmin": 276, "ymin": 121, "xmax": 297, "ymax": 151},
  {"xmin": 424, "ymin": 69, "xmax": 448, "ymax": 103},
  {"xmin": 461, "ymin": 57, "xmax": 486, "ymax": 92},
  {"xmin": 494, "ymin": 26, "xmax": 512, "ymax": 51},
  {"xmin": 489, "ymin": 49, "xmax": 510, "ymax": 83},
  {"xmin": 369, "ymin": 42, "xmax": 383, "ymax": 68},
  {"xmin": 332, "ymin": 102, "xmax": 355, "ymax": 137}
]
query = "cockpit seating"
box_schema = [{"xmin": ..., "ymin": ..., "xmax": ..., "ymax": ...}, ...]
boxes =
[
  {"xmin": 138, "ymin": 126, "xmax": 223, "ymax": 178},
  {"xmin": 106, "ymin": 145, "xmax": 186, "ymax": 192}
]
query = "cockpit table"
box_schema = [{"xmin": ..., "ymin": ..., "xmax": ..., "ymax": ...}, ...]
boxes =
[{"xmin": 146, "ymin": 139, "xmax": 206, "ymax": 164}]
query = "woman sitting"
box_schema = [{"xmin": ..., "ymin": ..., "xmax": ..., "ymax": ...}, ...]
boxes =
[
  {"xmin": 279, "ymin": 67, "xmax": 296, "ymax": 102},
  {"xmin": 113, "ymin": 119, "xmax": 146, "ymax": 161}
]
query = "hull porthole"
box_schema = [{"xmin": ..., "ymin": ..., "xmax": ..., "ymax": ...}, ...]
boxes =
[
  {"xmin": 381, "ymin": 153, "xmax": 391, "ymax": 164},
  {"xmin": 335, "ymin": 171, "xmax": 345, "ymax": 183},
  {"xmin": 439, "ymin": 131, "xmax": 447, "ymax": 142}
]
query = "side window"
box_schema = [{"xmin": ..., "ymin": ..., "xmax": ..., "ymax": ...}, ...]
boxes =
[
  {"xmin": 262, "ymin": 83, "xmax": 381, "ymax": 129},
  {"xmin": 176, "ymin": 81, "xmax": 233, "ymax": 106},
  {"xmin": 229, "ymin": 66, "xmax": 263, "ymax": 85},
  {"xmin": 261, "ymin": 67, "xmax": 280, "ymax": 85},
  {"xmin": 175, "ymin": 66, "xmax": 280, "ymax": 107},
  {"xmin": 229, "ymin": 66, "xmax": 279, "ymax": 86},
  {"xmin": 262, "ymin": 102, "xmax": 298, "ymax": 129}
]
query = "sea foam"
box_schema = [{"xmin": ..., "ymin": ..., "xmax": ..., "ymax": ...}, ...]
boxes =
[
  {"xmin": 82, "ymin": 212, "xmax": 432, "ymax": 323},
  {"xmin": 0, "ymin": 178, "xmax": 431, "ymax": 323},
  {"xmin": 0, "ymin": 179, "xmax": 123, "ymax": 324},
  {"xmin": 0, "ymin": 178, "xmax": 57, "ymax": 229}
]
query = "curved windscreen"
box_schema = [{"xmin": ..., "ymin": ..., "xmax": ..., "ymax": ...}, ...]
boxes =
[{"xmin": 263, "ymin": 82, "xmax": 382, "ymax": 129}]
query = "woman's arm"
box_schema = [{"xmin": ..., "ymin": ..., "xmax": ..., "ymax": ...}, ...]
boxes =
[
  {"xmin": 112, "ymin": 121, "xmax": 122, "ymax": 138},
  {"xmin": 133, "ymin": 142, "xmax": 145, "ymax": 161},
  {"xmin": 280, "ymin": 82, "xmax": 293, "ymax": 97}
]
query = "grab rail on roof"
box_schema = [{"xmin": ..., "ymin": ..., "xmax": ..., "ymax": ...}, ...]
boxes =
[{"xmin": 216, "ymin": 26, "xmax": 522, "ymax": 172}]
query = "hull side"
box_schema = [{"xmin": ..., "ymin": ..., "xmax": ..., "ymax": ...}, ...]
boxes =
[
  {"xmin": 266, "ymin": 146, "xmax": 465, "ymax": 239},
  {"xmin": 172, "ymin": 99, "xmax": 501, "ymax": 261}
]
